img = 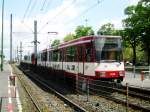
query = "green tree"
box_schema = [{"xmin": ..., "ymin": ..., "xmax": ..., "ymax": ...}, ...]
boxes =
[
  {"xmin": 136, "ymin": 0, "xmax": 150, "ymax": 65},
  {"xmin": 97, "ymin": 23, "xmax": 116, "ymax": 35},
  {"xmin": 63, "ymin": 33, "xmax": 75, "ymax": 42},
  {"xmin": 51, "ymin": 39, "xmax": 60, "ymax": 47},
  {"xmin": 75, "ymin": 25, "xmax": 94, "ymax": 38},
  {"xmin": 123, "ymin": 0, "xmax": 150, "ymax": 65},
  {"xmin": 123, "ymin": 5, "xmax": 140, "ymax": 65}
]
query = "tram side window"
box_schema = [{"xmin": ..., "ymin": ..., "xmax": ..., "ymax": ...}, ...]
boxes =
[
  {"xmin": 45, "ymin": 52, "xmax": 47, "ymax": 61},
  {"xmin": 66, "ymin": 46, "xmax": 76, "ymax": 62},
  {"xmin": 78, "ymin": 47, "xmax": 83, "ymax": 62},
  {"xmin": 72, "ymin": 47, "xmax": 76, "ymax": 61},
  {"xmin": 86, "ymin": 46, "xmax": 91, "ymax": 62},
  {"xmin": 24, "ymin": 55, "xmax": 28, "ymax": 61},
  {"xmin": 49, "ymin": 51, "xmax": 51, "ymax": 61},
  {"xmin": 61, "ymin": 49, "xmax": 65, "ymax": 61},
  {"xmin": 42, "ymin": 52, "xmax": 47, "ymax": 61},
  {"xmin": 41, "ymin": 53, "xmax": 44, "ymax": 61},
  {"xmin": 59, "ymin": 50, "xmax": 63, "ymax": 61},
  {"xmin": 37, "ymin": 53, "xmax": 40, "ymax": 61},
  {"xmin": 52, "ymin": 50, "xmax": 63, "ymax": 62},
  {"xmin": 52, "ymin": 50, "xmax": 58, "ymax": 61}
]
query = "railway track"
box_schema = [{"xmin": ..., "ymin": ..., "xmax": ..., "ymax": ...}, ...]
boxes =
[
  {"xmin": 13, "ymin": 67, "xmax": 43, "ymax": 112},
  {"xmin": 90, "ymin": 81, "xmax": 150, "ymax": 111},
  {"xmin": 14, "ymin": 65, "xmax": 87, "ymax": 112},
  {"xmin": 17, "ymin": 64, "xmax": 150, "ymax": 112},
  {"xmin": 113, "ymin": 84, "xmax": 150, "ymax": 111}
]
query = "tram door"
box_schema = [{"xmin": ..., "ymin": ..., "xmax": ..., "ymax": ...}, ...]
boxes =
[
  {"xmin": 77, "ymin": 45, "xmax": 87, "ymax": 91},
  {"xmin": 84, "ymin": 44, "xmax": 95, "ymax": 77},
  {"xmin": 78, "ymin": 45, "xmax": 85, "ymax": 76}
]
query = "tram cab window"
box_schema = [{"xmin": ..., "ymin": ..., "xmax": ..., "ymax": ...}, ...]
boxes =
[
  {"xmin": 95, "ymin": 37, "xmax": 123, "ymax": 62},
  {"xmin": 101, "ymin": 50, "xmax": 122, "ymax": 62}
]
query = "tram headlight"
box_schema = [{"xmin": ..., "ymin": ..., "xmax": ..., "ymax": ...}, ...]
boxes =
[
  {"xmin": 95, "ymin": 71, "xmax": 106, "ymax": 77},
  {"xmin": 119, "ymin": 71, "xmax": 124, "ymax": 76},
  {"xmin": 100, "ymin": 72, "xmax": 106, "ymax": 76}
]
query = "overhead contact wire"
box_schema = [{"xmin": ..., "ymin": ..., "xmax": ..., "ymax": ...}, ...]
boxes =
[
  {"xmin": 65, "ymin": 0, "xmax": 104, "ymax": 25},
  {"xmin": 22, "ymin": 0, "xmax": 33, "ymax": 22},
  {"xmin": 38, "ymin": 0, "xmax": 76, "ymax": 33}
]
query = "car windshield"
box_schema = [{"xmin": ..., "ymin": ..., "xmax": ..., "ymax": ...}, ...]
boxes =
[{"xmin": 95, "ymin": 37, "xmax": 123, "ymax": 62}]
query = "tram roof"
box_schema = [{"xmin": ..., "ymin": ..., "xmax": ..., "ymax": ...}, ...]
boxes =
[
  {"xmin": 58, "ymin": 35, "xmax": 121, "ymax": 49},
  {"xmin": 43, "ymin": 35, "xmax": 122, "ymax": 52}
]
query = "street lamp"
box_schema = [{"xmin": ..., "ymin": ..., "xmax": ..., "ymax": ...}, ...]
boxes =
[
  {"xmin": 48, "ymin": 32, "xmax": 58, "ymax": 35},
  {"xmin": 47, "ymin": 31, "xmax": 58, "ymax": 48},
  {"xmin": 1, "ymin": 0, "xmax": 4, "ymax": 71}
]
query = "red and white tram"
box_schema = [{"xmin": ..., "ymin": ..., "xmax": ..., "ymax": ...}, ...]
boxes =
[{"xmin": 28, "ymin": 35, "xmax": 125, "ymax": 82}]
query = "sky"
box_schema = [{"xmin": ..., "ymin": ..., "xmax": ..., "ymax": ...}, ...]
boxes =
[{"xmin": 0, "ymin": 0, "xmax": 139, "ymax": 60}]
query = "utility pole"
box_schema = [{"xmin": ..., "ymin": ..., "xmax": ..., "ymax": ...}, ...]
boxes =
[
  {"xmin": 19, "ymin": 42, "xmax": 23, "ymax": 63},
  {"xmin": 1, "ymin": 0, "xmax": 4, "ymax": 71},
  {"xmin": 10, "ymin": 14, "xmax": 12, "ymax": 63},
  {"xmin": 85, "ymin": 19, "xmax": 88, "ymax": 27},
  {"xmin": 17, "ymin": 46, "xmax": 19, "ymax": 62},
  {"xmin": 33, "ymin": 20, "xmax": 38, "ymax": 66}
]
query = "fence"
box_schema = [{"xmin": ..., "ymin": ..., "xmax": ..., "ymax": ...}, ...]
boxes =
[
  {"xmin": 125, "ymin": 66, "xmax": 149, "ymax": 72},
  {"xmin": 74, "ymin": 75, "xmax": 150, "ymax": 112}
]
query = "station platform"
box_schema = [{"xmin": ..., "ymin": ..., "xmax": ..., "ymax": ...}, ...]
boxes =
[
  {"xmin": 0, "ymin": 63, "xmax": 22, "ymax": 112},
  {"xmin": 122, "ymin": 71, "xmax": 150, "ymax": 90}
]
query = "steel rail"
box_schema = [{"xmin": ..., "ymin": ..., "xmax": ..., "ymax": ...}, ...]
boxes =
[
  {"xmin": 106, "ymin": 96, "xmax": 150, "ymax": 112},
  {"xmin": 89, "ymin": 81, "xmax": 150, "ymax": 101},
  {"xmin": 88, "ymin": 89, "xmax": 150, "ymax": 112},
  {"xmin": 114, "ymin": 85, "xmax": 150, "ymax": 101},
  {"xmin": 89, "ymin": 84, "xmax": 150, "ymax": 111},
  {"xmin": 21, "ymin": 68, "xmax": 87, "ymax": 112},
  {"xmin": 15, "ymin": 70, "xmax": 42, "ymax": 112},
  {"xmin": 19, "ymin": 63, "xmax": 150, "ymax": 112}
]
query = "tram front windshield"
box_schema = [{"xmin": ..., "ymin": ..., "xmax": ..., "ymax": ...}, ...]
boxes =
[{"xmin": 95, "ymin": 37, "xmax": 123, "ymax": 63}]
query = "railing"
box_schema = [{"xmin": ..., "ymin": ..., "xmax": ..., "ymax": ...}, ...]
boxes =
[
  {"xmin": 125, "ymin": 65, "xmax": 149, "ymax": 70},
  {"xmin": 125, "ymin": 66, "xmax": 150, "ymax": 79}
]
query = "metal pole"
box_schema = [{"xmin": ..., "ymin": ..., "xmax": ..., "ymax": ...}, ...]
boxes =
[
  {"xmin": 0, "ymin": 97, "xmax": 2, "ymax": 112},
  {"xmin": 149, "ymin": 64, "xmax": 150, "ymax": 78},
  {"xmin": 34, "ymin": 20, "xmax": 37, "ymax": 66},
  {"xmin": 10, "ymin": 14, "xmax": 12, "ymax": 63},
  {"xmin": 1, "ymin": 0, "xmax": 4, "ymax": 71},
  {"xmin": 133, "ymin": 65, "xmax": 135, "ymax": 78},
  {"xmin": 85, "ymin": 19, "xmax": 88, "ymax": 27},
  {"xmin": 87, "ymin": 79, "xmax": 89, "ymax": 102},
  {"xmin": 126, "ymin": 83, "xmax": 129, "ymax": 112},
  {"xmin": 17, "ymin": 46, "xmax": 18, "ymax": 62},
  {"xmin": 20, "ymin": 42, "xmax": 22, "ymax": 62}
]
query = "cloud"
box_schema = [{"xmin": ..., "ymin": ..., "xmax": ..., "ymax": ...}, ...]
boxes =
[
  {"xmin": 2, "ymin": 0, "xmax": 82, "ymax": 59},
  {"xmin": 1, "ymin": 0, "xmax": 126, "ymax": 60},
  {"xmin": 96, "ymin": 18, "xmax": 123, "ymax": 31},
  {"xmin": 128, "ymin": 0, "xmax": 139, "ymax": 5}
]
